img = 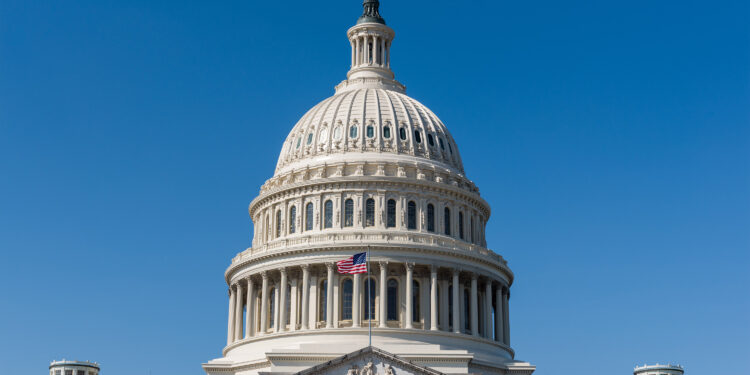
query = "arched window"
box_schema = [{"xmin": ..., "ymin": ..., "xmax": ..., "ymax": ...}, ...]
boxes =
[
  {"xmin": 412, "ymin": 280, "xmax": 420, "ymax": 323},
  {"xmin": 342, "ymin": 279, "xmax": 353, "ymax": 320},
  {"xmin": 439, "ymin": 137, "xmax": 445, "ymax": 150},
  {"xmin": 386, "ymin": 199, "xmax": 396, "ymax": 228},
  {"xmin": 344, "ymin": 199, "xmax": 354, "ymax": 227},
  {"xmin": 366, "ymin": 125, "xmax": 374, "ymax": 138},
  {"xmin": 444, "ymin": 207, "xmax": 451, "ymax": 236},
  {"xmin": 296, "ymin": 137, "xmax": 301, "ymax": 149},
  {"xmin": 414, "ymin": 130, "xmax": 422, "ymax": 143},
  {"xmin": 307, "ymin": 133, "xmax": 313, "ymax": 145},
  {"xmin": 407, "ymin": 201, "xmax": 417, "ymax": 230},
  {"xmin": 276, "ymin": 210, "xmax": 281, "ymax": 238},
  {"xmin": 364, "ymin": 278, "xmax": 376, "ymax": 320},
  {"xmin": 349, "ymin": 125, "xmax": 358, "ymax": 138},
  {"xmin": 324, "ymin": 200, "xmax": 333, "ymax": 229},
  {"xmin": 305, "ymin": 202, "xmax": 314, "ymax": 231},
  {"xmin": 319, "ymin": 279, "xmax": 327, "ymax": 321},
  {"xmin": 459, "ymin": 211, "xmax": 464, "ymax": 239},
  {"xmin": 399, "ymin": 127, "xmax": 407, "ymax": 140},
  {"xmin": 383, "ymin": 126, "xmax": 391, "ymax": 139},
  {"xmin": 387, "ymin": 279, "xmax": 399, "ymax": 321},
  {"xmin": 427, "ymin": 134, "xmax": 434, "ymax": 147},
  {"xmin": 427, "ymin": 204, "xmax": 435, "ymax": 232},
  {"xmin": 289, "ymin": 206, "xmax": 296, "ymax": 234},
  {"xmin": 365, "ymin": 198, "xmax": 375, "ymax": 227}
]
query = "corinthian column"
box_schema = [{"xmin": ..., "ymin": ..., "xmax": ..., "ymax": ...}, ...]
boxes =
[
  {"xmin": 495, "ymin": 285, "xmax": 503, "ymax": 343},
  {"xmin": 405, "ymin": 263, "xmax": 414, "ymax": 329},
  {"xmin": 353, "ymin": 272, "xmax": 361, "ymax": 327},
  {"xmin": 227, "ymin": 286, "xmax": 236, "ymax": 345},
  {"xmin": 503, "ymin": 287, "xmax": 510, "ymax": 345},
  {"xmin": 245, "ymin": 278, "xmax": 254, "ymax": 338},
  {"xmin": 259, "ymin": 272, "xmax": 269, "ymax": 335},
  {"xmin": 326, "ymin": 263, "xmax": 334, "ymax": 328},
  {"xmin": 470, "ymin": 274, "xmax": 478, "ymax": 337},
  {"xmin": 301, "ymin": 265, "xmax": 310, "ymax": 330},
  {"xmin": 430, "ymin": 266, "xmax": 438, "ymax": 331},
  {"xmin": 279, "ymin": 268, "xmax": 288, "ymax": 332},
  {"xmin": 379, "ymin": 262, "xmax": 388, "ymax": 328},
  {"xmin": 452, "ymin": 270, "xmax": 460, "ymax": 333},
  {"xmin": 484, "ymin": 280, "xmax": 492, "ymax": 339},
  {"xmin": 234, "ymin": 282, "xmax": 244, "ymax": 341}
]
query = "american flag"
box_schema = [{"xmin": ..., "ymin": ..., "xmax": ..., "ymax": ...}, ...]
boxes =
[{"xmin": 336, "ymin": 252, "xmax": 368, "ymax": 274}]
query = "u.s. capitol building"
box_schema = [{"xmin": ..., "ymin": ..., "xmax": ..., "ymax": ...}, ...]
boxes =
[{"xmin": 202, "ymin": 1, "xmax": 535, "ymax": 375}]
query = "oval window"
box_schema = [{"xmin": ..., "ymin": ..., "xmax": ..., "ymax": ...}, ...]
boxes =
[
  {"xmin": 399, "ymin": 127, "xmax": 406, "ymax": 140},
  {"xmin": 427, "ymin": 134, "xmax": 434, "ymax": 147},
  {"xmin": 383, "ymin": 126, "xmax": 391, "ymax": 139},
  {"xmin": 414, "ymin": 130, "xmax": 422, "ymax": 143},
  {"xmin": 439, "ymin": 137, "xmax": 445, "ymax": 150},
  {"xmin": 350, "ymin": 125, "xmax": 358, "ymax": 138},
  {"xmin": 307, "ymin": 133, "xmax": 314, "ymax": 145},
  {"xmin": 333, "ymin": 126, "xmax": 342, "ymax": 140},
  {"xmin": 319, "ymin": 128, "xmax": 328, "ymax": 141},
  {"xmin": 366, "ymin": 125, "xmax": 374, "ymax": 138}
]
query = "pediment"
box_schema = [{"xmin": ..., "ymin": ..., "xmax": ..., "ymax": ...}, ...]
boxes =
[{"xmin": 295, "ymin": 346, "xmax": 443, "ymax": 375}]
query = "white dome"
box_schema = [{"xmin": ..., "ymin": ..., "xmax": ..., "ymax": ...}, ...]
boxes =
[{"xmin": 276, "ymin": 88, "xmax": 464, "ymax": 176}]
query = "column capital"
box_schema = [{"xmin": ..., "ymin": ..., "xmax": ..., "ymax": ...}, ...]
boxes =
[
  {"xmin": 430, "ymin": 264, "xmax": 438, "ymax": 273},
  {"xmin": 471, "ymin": 273, "xmax": 478, "ymax": 281},
  {"xmin": 301, "ymin": 264, "xmax": 310, "ymax": 271},
  {"xmin": 279, "ymin": 267, "xmax": 288, "ymax": 276},
  {"xmin": 245, "ymin": 276, "xmax": 254, "ymax": 286},
  {"xmin": 326, "ymin": 262, "xmax": 335, "ymax": 271},
  {"xmin": 378, "ymin": 260, "xmax": 388, "ymax": 268},
  {"xmin": 261, "ymin": 271, "xmax": 269, "ymax": 280},
  {"xmin": 451, "ymin": 268, "xmax": 460, "ymax": 277},
  {"xmin": 405, "ymin": 262, "xmax": 415, "ymax": 271}
]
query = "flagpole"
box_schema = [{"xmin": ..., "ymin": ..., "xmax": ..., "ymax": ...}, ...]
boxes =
[{"xmin": 367, "ymin": 245, "xmax": 371, "ymax": 347}]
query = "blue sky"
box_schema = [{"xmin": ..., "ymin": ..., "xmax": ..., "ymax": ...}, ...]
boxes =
[{"xmin": 1, "ymin": 0, "xmax": 748, "ymax": 374}]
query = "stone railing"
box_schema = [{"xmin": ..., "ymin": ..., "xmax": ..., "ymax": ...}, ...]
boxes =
[{"xmin": 231, "ymin": 230, "xmax": 505, "ymax": 266}]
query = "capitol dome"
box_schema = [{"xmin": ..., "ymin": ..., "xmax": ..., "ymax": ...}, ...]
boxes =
[{"xmin": 204, "ymin": 2, "xmax": 535, "ymax": 375}]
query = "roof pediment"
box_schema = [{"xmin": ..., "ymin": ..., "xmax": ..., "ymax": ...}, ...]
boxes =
[{"xmin": 293, "ymin": 346, "xmax": 443, "ymax": 375}]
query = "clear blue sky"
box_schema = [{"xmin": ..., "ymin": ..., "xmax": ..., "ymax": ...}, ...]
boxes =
[{"xmin": 1, "ymin": 1, "xmax": 748, "ymax": 374}]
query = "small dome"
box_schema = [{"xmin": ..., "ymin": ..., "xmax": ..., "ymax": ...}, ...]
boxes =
[{"xmin": 275, "ymin": 88, "xmax": 464, "ymax": 176}]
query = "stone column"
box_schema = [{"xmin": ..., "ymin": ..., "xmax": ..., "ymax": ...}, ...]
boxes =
[
  {"xmin": 355, "ymin": 37, "xmax": 360, "ymax": 66},
  {"xmin": 495, "ymin": 285, "xmax": 503, "ymax": 343},
  {"xmin": 273, "ymin": 280, "xmax": 280, "ymax": 332},
  {"xmin": 301, "ymin": 265, "xmax": 310, "ymax": 330},
  {"xmin": 430, "ymin": 266, "xmax": 438, "ymax": 331},
  {"xmin": 452, "ymin": 270, "xmax": 460, "ymax": 333},
  {"xmin": 326, "ymin": 263, "xmax": 334, "ymax": 328},
  {"xmin": 259, "ymin": 272, "xmax": 269, "ymax": 335},
  {"xmin": 503, "ymin": 287, "xmax": 510, "ymax": 345},
  {"xmin": 380, "ymin": 37, "xmax": 385, "ymax": 66},
  {"xmin": 353, "ymin": 272, "xmax": 361, "ymax": 327},
  {"xmin": 470, "ymin": 274, "xmax": 478, "ymax": 336},
  {"xmin": 227, "ymin": 285, "xmax": 236, "ymax": 345},
  {"xmin": 279, "ymin": 268, "xmax": 288, "ymax": 332},
  {"xmin": 234, "ymin": 282, "xmax": 244, "ymax": 341},
  {"xmin": 484, "ymin": 281, "xmax": 492, "ymax": 339},
  {"xmin": 379, "ymin": 262, "xmax": 388, "ymax": 328},
  {"xmin": 350, "ymin": 41, "xmax": 355, "ymax": 67},
  {"xmin": 405, "ymin": 263, "xmax": 414, "ymax": 329},
  {"xmin": 245, "ymin": 278, "xmax": 254, "ymax": 338}
]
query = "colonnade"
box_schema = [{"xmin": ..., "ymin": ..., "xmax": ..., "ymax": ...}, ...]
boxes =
[
  {"xmin": 226, "ymin": 262, "xmax": 510, "ymax": 347},
  {"xmin": 350, "ymin": 32, "xmax": 390, "ymax": 68}
]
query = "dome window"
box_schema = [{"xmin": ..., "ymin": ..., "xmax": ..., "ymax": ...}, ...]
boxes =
[
  {"xmin": 386, "ymin": 199, "xmax": 396, "ymax": 228},
  {"xmin": 366, "ymin": 125, "xmax": 374, "ymax": 138},
  {"xmin": 349, "ymin": 125, "xmax": 358, "ymax": 138},
  {"xmin": 296, "ymin": 137, "xmax": 302, "ymax": 149},
  {"xmin": 427, "ymin": 204, "xmax": 435, "ymax": 232},
  {"xmin": 444, "ymin": 207, "xmax": 451, "ymax": 236},
  {"xmin": 324, "ymin": 200, "xmax": 333, "ymax": 229},
  {"xmin": 448, "ymin": 143, "xmax": 453, "ymax": 154},
  {"xmin": 289, "ymin": 206, "xmax": 296, "ymax": 233},
  {"xmin": 414, "ymin": 130, "xmax": 422, "ymax": 143},
  {"xmin": 305, "ymin": 202, "xmax": 314, "ymax": 231},
  {"xmin": 344, "ymin": 199, "xmax": 354, "ymax": 227},
  {"xmin": 365, "ymin": 198, "xmax": 375, "ymax": 227},
  {"xmin": 383, "ymin": 126, "xmax": 391, "ymax": 139},
  {"xmin": 319, "ymin": 128, "xmax": 328, "ymax": 142},
  {"xmin": 307, "ymin": 133, "xmax": 314, "ymax": 145},
  {"xmin": 427, "ymin": 134, "xmax": 434, "ymax": 147},
  {"xmin": 407, "ymin": 201, "xmax": 417, "ymax": 230},
  {"xmin": 399, "ymin": 127, "xmax": 407, "ymax": 140},
  {"xmin": 333, "ymin": 126, "xmax": 342, "ymax": 140},
  {"xmin": 439, "ymin": 138, "xmax": 445, "ymax": 150}
]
